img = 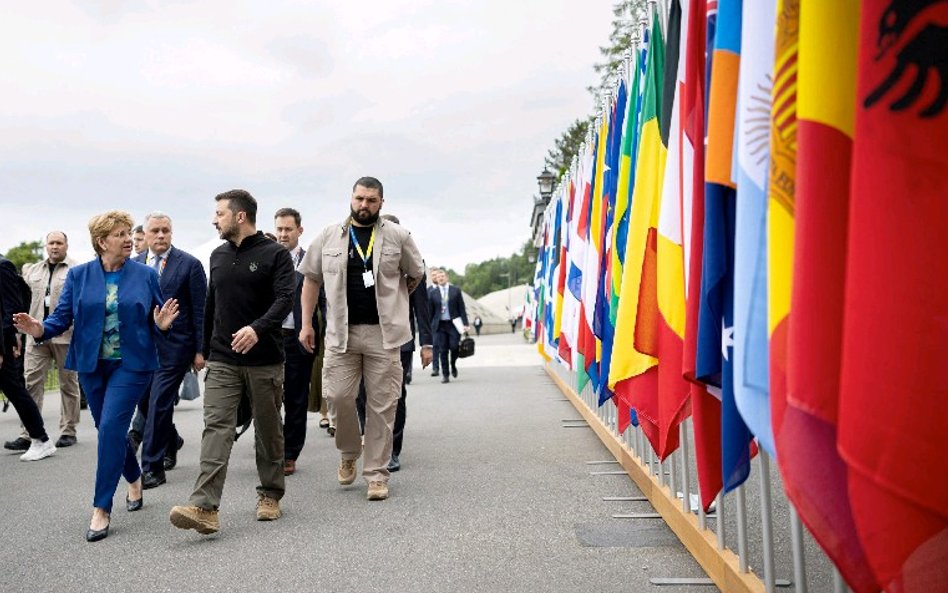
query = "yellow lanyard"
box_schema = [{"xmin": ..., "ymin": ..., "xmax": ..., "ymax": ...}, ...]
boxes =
[{"xmin": 349, "ymin": 225, "xmax": 376, "ymax": 269}]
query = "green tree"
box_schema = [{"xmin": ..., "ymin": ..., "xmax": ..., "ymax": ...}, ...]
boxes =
[
  {"xmin": 4, "ymin": 240, "xmax": 43, "ymax": 271},
  {"xmin": 545, "ymin": 118, "xmax": 591, "ymax": 178},
  {"xmin": 541, "ymin": 1, "xmax": 646, "ymax": 187},
  {"xmin": 590, "ymin": 0, "xmax": 648, "ymax": 101}
]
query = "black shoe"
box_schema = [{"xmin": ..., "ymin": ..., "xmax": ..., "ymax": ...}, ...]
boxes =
[
  {"xmin": 441, "ymin": 376, "xmax": 449, "ymax": 383},
  {"xmin": 85, "ymin": 524, "xmax": 110, "ymax": 542},
  {"xmin": 128, "ymin": 430, "xmax": 142, "ymax": 452},
  {"xmin": 430, "ymin": 370, "xmax": 439, "ymax": 377},
  {"xmin": 4, "ymin": 437, "xmax": 31, "ymax": 451},
  {"xmin": 164, "ymin": 435, "xmax": 184, "ymax": 470},
  {"xmin": 55, "ymin": 435, "xmax": 77, "ymax": 448},
  {"xmin": 79, "ymin": 396, "xmax": 88, "ymax": 410},
  {"xmin": 126, "ymin": 495, "xmax": 144, "ymax": 512},
  {"xmin": 451, "ymin": 368, "xmax": 458, "ymax": 378},
  {"xmin": 327, "ymin": 426, "xmax": 336, "ymax": 437},
  {"xmin": 142, "ymin": 470, "xmax": 166, "ymax": 489},
  {"xmin": 387, "ymin": 455, "xmax": 401, "ymax": 472},
  {"xmin": 405, "ymin": 372, "xmax": 412, "ymax": 385}
]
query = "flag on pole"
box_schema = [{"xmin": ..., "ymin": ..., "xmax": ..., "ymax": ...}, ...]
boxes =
[
  {"xmin": 766, "ymin": 0, "xmax": 796, "ymax": 458},
  {"xmin": 582, "ymin": 117, "xmax": 608, "ymax": 392},
  {"xmin": 839, "ymin": 0, "xmax": 948, "ymax": 588},
  {"xmin": 682, "ymin": 0, "xmax": 723, "ymax": 511},
  {"xmin": 559, "ymin": 172, "xmax": 581, "ymax": 368},
  {"xmin": 598, "ymin": 79, "xmax": 629, "ymax": 408},
  {"xmin": 732, "ymin": 0, "xmax": 776, "ymax": 457},
  {"xmin": 695, "ymin": 0, "xmax": 753, "ymax": 494},
  {"xmin": 776, "ymin": 3, "xmax": 879, "ymax": 591},
  {"xmin": 609, "ymin": 9, "xmax": 666, "ymax": 452},
  {"xmin": 650, "ymin": 0, "xmax": 692, "ymax": 460}
]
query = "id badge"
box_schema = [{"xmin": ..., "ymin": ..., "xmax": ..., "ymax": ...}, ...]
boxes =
[
  {"xmin": 44, "ymin": 295, "xmax": 51, "ymax": 307},
  {"xmin": 362, "ymin": 270, "xmax": 375, "ymax": 288}
]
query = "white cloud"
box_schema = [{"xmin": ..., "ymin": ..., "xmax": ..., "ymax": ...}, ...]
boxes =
[{"xmin": 0, "ymin": 0, "xmax": 614, "ymax": 271}]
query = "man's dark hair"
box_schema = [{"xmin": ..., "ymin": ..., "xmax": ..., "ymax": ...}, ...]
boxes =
[
  {"xmin": 274, "ymin": 207, "xmax": 301, "ymax": 227},
  {"xmin": 215, "ymin": 189, "xmax": 257, "ymax": 224},
  {"xmin": 132, "ymin": 225, "xmax": 143, "ymax": 234},
  {"xmin": 352, "ymin": 176, "xmax": 383, "ymax": 198},
  {"xmin": 46, "ymin": 231, "xmax": 68, "ymax": 243}
]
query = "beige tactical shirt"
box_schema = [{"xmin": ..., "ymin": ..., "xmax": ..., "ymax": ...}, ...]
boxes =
[{"xmin": 300, "ymin": 217, "xmax": 424, "ymax": 352}]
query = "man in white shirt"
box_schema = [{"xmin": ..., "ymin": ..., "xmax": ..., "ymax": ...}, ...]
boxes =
[{"xmin": 274, "ymin": 208, "xmax": 317, "ymax": 476}]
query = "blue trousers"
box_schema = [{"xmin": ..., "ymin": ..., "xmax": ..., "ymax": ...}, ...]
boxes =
[
  {"xmin": 79, "ymin": 360, "xmax": 151, "ymax": 513},
  {"xmin": 139, "ymin": 361, "xmax": 187, "ymax": 472}
]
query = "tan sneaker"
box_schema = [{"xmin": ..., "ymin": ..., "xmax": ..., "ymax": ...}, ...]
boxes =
[
  {"xmin": 338, "ymin": 458, "xmax": 357, "ymax": 485},
  {"xmin": 367, "ymin": 481, "xmax": 389, "ymax": 501},
  {"xmin": 169, "ymin": 505, "xmax": 220, "ymax": 534},
  {"xmin": 256, "ymin": 495, "xmax": 282, "ymax": 521}
]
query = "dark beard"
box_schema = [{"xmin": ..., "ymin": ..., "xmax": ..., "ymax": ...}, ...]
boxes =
[{"xmin": 350, "ymin": 207, "xmax": 379, "ymax": 226}]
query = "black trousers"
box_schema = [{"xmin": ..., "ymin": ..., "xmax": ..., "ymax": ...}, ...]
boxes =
[
  {"xmin": 1, "ymin": 334, "xmax": 47, "ymax": 441},
  {"xmin": 283, "ymin": 330, "xmax": 315, "ymax": 461},
  {"xmin": 357, "ymin": 349, "xmax": 411, "ymax": 457},
  {"xmin": 137, "ymin": 360, "xmax": 188, "ymax": 472},
  {"xmin": 435, "ymin": 321, "xmax": 459, "ymax": 378}
]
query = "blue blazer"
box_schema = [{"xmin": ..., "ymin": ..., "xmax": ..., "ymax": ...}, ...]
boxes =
[
  {"xmin": 42, "ymin": 258, "xmax": 165, "ymax": 373},
  {"xmin": 135, "ymin": 248, "xmax": 207, "ymax": 366}
]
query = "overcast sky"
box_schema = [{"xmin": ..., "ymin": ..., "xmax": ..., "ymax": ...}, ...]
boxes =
[{"xmin": 1, "ymin": 1, "xmax": 614, "ymax": 271}]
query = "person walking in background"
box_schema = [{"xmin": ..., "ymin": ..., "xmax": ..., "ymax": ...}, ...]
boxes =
[
  {"xmin": 169, "ymin": 189, "xmax": 295, "ymax": 535},
  {"xmin": 299, "ymin": 177, "xmax": 425, "ymax": 501},
  {"xmin": 14, "ymin": 210, "xmax": 180, "ymax": 542},
  {"xmin": 428, "ymin": 269, "xmax": 468, "ymax": 383},
  {"xmin": 135, "ymin": 212, "xmax": 206, "ymax": 490},
  {"xmin": 428, "ymin": 267, "xmax": 442, "ymax": 378},
  {"xmin": 1, "ymin": 255, "xmax": 56, "ymax": 462},
  {"xmin": 355, "ymin": 213, "xmax": 433, "ymax": 473},
  {"xmin": 131, "ymin": 225, "xmax": 146, "ymax": 256},
  {"xmin": 9, "ymin": 231, "xmax": 80, "ymax": 451},
  {"xmin": 472, "ymin": 315, "xmax": 482, "ymax": 336},
  {"xmin": 273, "ymin": 207, "xmax": 318, "ymax": 476}
]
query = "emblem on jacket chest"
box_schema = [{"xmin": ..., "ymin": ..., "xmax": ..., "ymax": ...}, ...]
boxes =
[{"xmin": 249, "ymin": 262, "xmax": 258, "ymax": 272}]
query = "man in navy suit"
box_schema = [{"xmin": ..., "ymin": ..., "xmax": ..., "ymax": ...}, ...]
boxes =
[
  {"xmin": 136, "ymin": 212, "xmax": 207, "ymax": 489},
  {"xmin": 273, "ymin": 207, "xmax": 318, "ymax": 476},
  {"xmin": 428, "ymin": 269, "xmax": 468, "ymax": 383}
]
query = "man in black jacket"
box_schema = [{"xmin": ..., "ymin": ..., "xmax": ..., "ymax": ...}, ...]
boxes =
[
  {"xmin": 170, "ymin": 189, "xmax": 295, "ymax": 535},
  {"xmin": 0, "ymin": 256, "xmax": 55, "ymax": 461}
]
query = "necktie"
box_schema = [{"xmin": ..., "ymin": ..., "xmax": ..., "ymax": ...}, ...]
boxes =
[{"xmin": 152, "ymin": 254, "xmax": 164, "ymax": 276}]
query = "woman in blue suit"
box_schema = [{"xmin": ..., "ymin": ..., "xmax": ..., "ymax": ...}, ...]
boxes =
[{"xmin": 14, "ymin": 210, "xmax": 179, "ymax": 542}]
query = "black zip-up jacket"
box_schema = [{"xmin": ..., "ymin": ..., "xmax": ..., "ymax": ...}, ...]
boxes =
[{"xmin": 204, "ymin": 232, "xmax": 295, "ymax": 366}]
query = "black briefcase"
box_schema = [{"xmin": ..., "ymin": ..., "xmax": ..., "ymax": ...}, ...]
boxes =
[{"xmin": 458, "ymin": 335, "xmax": 476, "ymax": 358}]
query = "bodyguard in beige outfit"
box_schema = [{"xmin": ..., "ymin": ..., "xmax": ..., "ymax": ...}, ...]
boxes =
[
  {"xmin": 18, "ymin": 232, "xmax": 80, "ymax": 449},
  {"xmin": 299, "ymin": 176, "xmax": 425, "ymax": 501}
]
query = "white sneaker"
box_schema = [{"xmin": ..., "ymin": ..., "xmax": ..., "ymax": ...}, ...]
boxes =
[{"xmin": 20, "ymin": 439, "xmax": 56, "ymax": 462}]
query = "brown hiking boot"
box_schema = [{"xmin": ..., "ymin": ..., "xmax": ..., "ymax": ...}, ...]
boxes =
[
  {"xmin": 256, "ymin": 495, "xmax": 282, "ymax": 521},
  {"xmin": 169, "ymin": 505, "xmax": 219, "ymax": 534},
  {"xmin": 283, "ymin": 459, "xmax": 296, "ymax": 476},
  {"xmin": 367, "ymin": 481, "xmax": 389, "ymax": 501},
  {"xmin": 338, "ymin": 458, "xmax": 357, "ymax": 485}
]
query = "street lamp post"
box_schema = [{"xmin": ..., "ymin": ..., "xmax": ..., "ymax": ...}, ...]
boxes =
[{"xmin": 537, "ymin": 168, "xmax": 556, "ymax": 203}]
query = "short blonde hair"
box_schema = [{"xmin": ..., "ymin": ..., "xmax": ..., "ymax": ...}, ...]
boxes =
[{"xmin": 88, "ymin": 210, "xmax": 134, "ymax": 255}]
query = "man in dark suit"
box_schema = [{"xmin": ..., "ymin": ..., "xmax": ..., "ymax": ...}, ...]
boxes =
[
  {"xmin": 136, "ymin": 212, "xmax": 207, "ymax": 489},
  {"xmin": 428, "ymin": 268, "xmax": 468, "ymax": 383},
  {"xmin": 356, "ymin": 214, "xmax": 433, "ymax": 472},
  {"xmin": 274, "ymin": 207, "xmax": 318, "ymax": 476},
  {"xmin": 0, "ymin": 255, "xmax": 55, "ymax": 461}
]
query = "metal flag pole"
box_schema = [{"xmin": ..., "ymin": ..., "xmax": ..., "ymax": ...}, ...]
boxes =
[
  {"xmin": 789, "ymin": 505, "xmax": 808, "ymax": 593},
  {"xmin": 759, "ymin": 451, "xmax": 777, "ymax": 592},
  {"xmin": 716, "ymin": 492, "xmax": 725, "ymax": 550},
  {"xmin": 736, "ymin": 484, "xmax": 749, "ymax": 572},
  {"xmin": 680, "ymin": 421, "xmax": 692, "ymax": 513}
]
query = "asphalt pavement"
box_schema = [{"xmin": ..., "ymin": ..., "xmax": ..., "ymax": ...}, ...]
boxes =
[{"xmin": 0, "ymin": 332, "xmax": 715, "ymax": 593}]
